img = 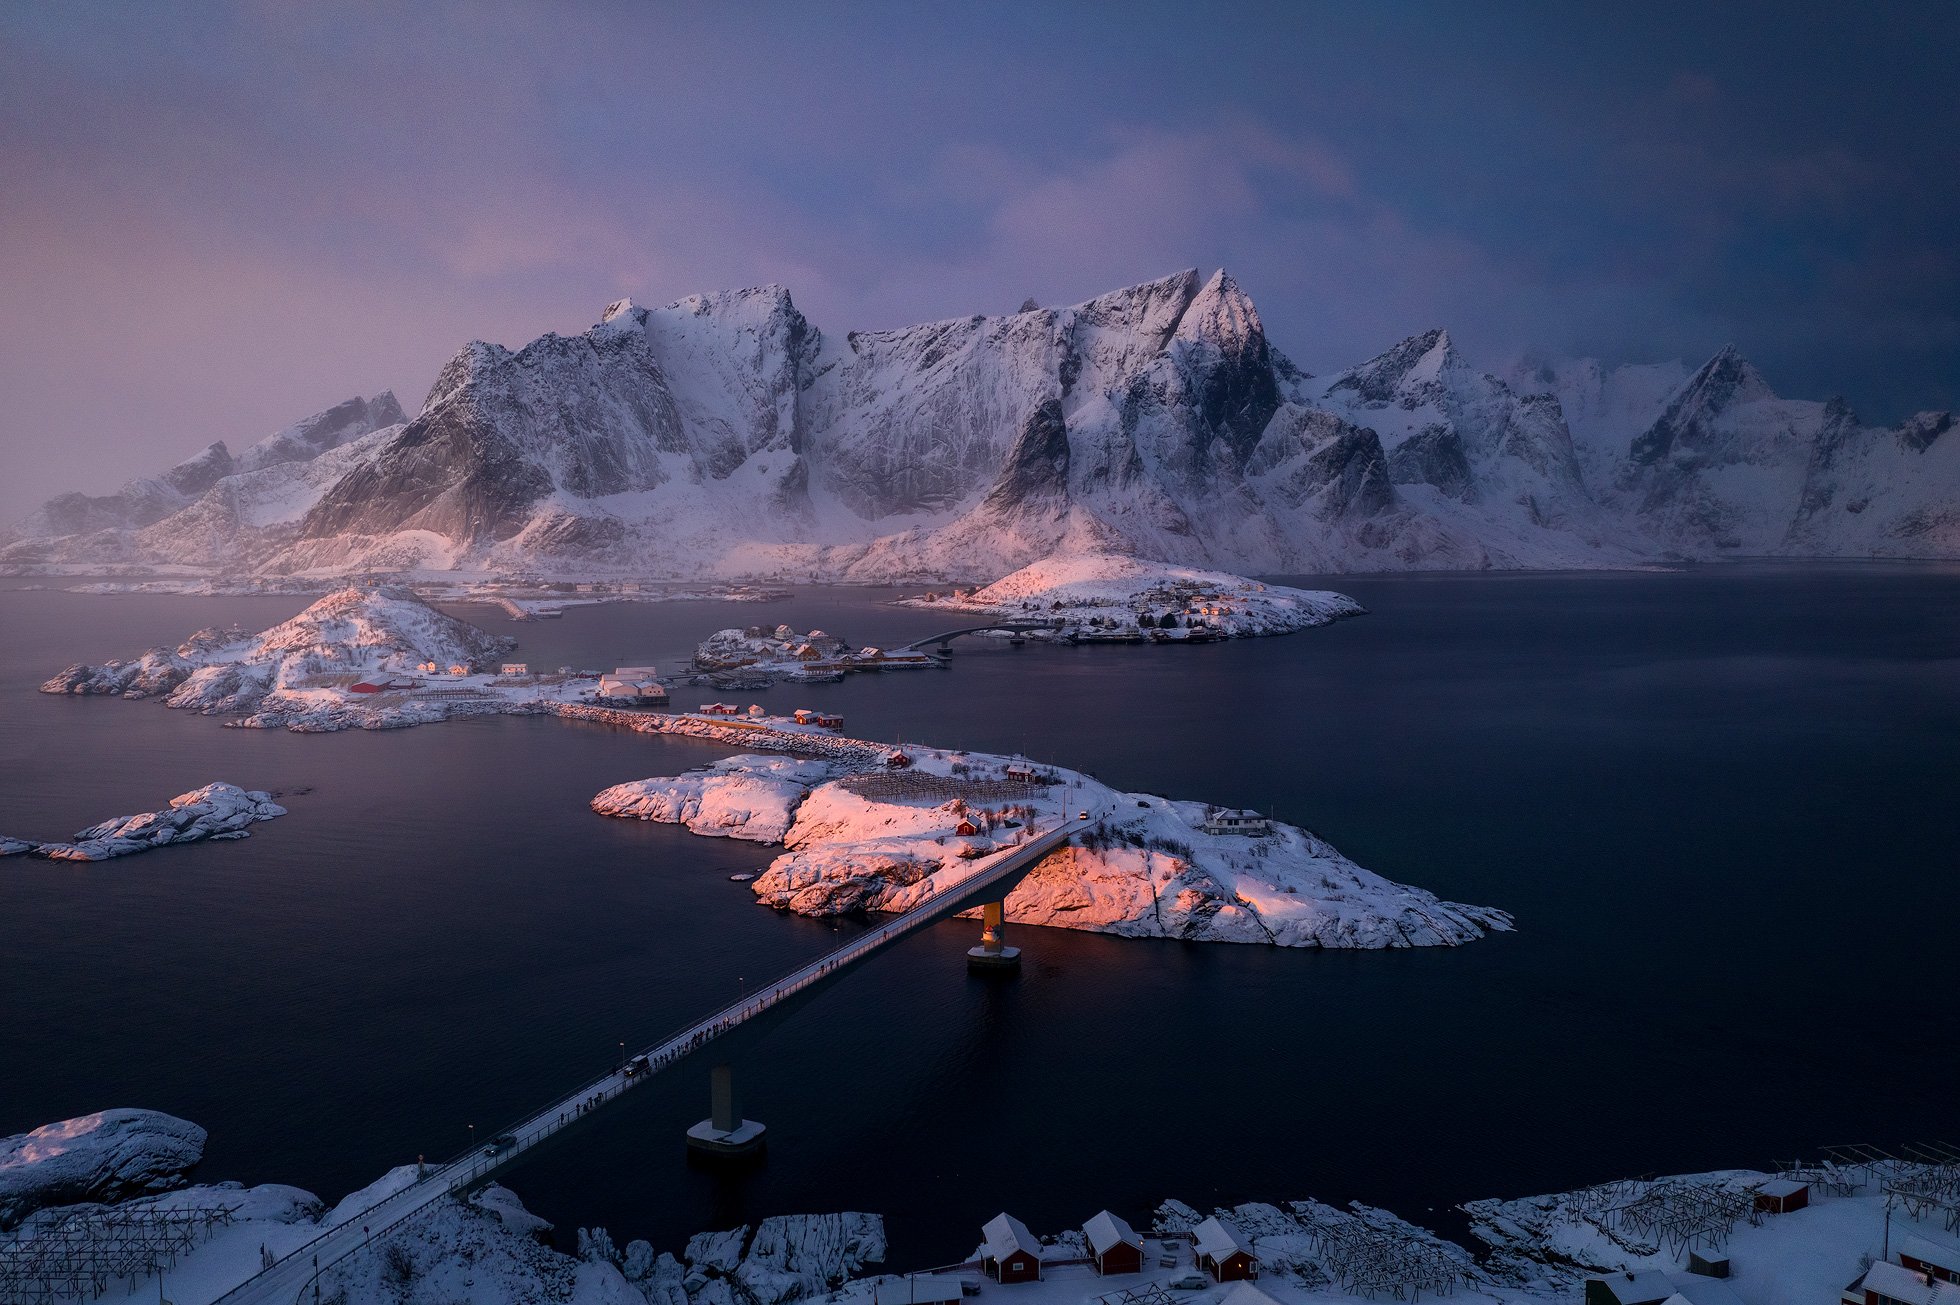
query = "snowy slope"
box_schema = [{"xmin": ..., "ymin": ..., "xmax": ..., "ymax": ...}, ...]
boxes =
[
  {"xmin": 9, "ymin": 272, "xmax": 1957, "ymax": 580},
  {"xmin": 4, "ymin": 394, "xmax": 402, "ymax": 563}
]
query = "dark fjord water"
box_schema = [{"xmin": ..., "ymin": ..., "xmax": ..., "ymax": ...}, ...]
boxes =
[{"xmin": 2, "ymin": 564, "xmax": 1955, "ymax": 1264}]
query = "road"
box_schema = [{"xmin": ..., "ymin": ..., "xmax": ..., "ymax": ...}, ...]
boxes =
[{"xmin": 209, "ymin": 810, "xmax": 1095, "ymax": 1305}]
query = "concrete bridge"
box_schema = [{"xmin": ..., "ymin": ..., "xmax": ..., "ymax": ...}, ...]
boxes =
[
  {"xmin": 897, "ymin": 620, "xmax": 1068, "ymax": 652},
  {"xmin": 211, "ymin": 809, "xmax": 1098, "ymax": 1305}
]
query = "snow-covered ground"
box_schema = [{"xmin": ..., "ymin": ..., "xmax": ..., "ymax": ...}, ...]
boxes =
[
  {"xmin": 0, "ymin": 782, "xmax": 286, "ymax": 862},
  {"xmin": 897, "ymin": 553, "xmax": 1364, "ymax": 641},
  {"xmin": 593, "ymin": 745, "xmax": 1508, "ymax": 948},
  {"xmin": 7, "ymin": 1099, "xmax": 1947, "ymax": 1305}
]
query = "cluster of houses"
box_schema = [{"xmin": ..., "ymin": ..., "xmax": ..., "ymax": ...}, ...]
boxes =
[
  {"xmin": 976, "ymin": 1212, "xmax": 1258, "ymax": 1285},
  {"xmin": 596, "ymin": 665, "xmax": 667, "ymax": 705}
]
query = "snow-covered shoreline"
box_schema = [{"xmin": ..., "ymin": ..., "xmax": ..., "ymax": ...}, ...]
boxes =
[
  {"xmin": 593, "ymin": 746, "xmax": 1509, "ymax": 949},
  {"xmin": 896, "ymin": 554, "xmax": 1364, "ymax": 641},
  {"xmin": 0, "ymin": 782, "xmax": 286, "ymax": 863},
  {"xmin": 5, "ymin": 1103, "xmax": 1945, "ymax": 1305}
]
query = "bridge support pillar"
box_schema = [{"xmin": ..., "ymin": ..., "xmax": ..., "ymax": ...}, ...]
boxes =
[
  {"xmin": 966, "ymin": 899, "xmax": 1021, "ymax": 972},
  {"xmin": 686, "ymin": 1064, "xmax": 766, "ymax": 1157}
]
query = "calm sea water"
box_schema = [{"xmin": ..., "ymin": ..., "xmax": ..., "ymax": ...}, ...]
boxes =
[{"xmin": 1, "ymin": 564, "xmax": 1955, "ymax": 1264}]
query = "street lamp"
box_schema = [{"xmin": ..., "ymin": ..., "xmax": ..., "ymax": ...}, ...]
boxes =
[{"xmin": 467, "ymin": 1123, "xmax": 474, "ymax": 1153}]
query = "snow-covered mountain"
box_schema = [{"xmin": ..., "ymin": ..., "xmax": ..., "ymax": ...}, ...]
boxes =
[
  {"xmin": 1510, "ymin": 350, "xmax": 1960, "ymax": 557},
  {"xmin": 6, "ymin": 394, "xmax": 404, "ymax": 561},
  {"xmin": 8, "ymin": 273, "xmax": 1955, "ymax": 580}
]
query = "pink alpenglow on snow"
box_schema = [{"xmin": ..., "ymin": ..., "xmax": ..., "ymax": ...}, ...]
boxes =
[
  {"xmin": 593, "ymin": 746, "xmax": 1510, "ymax": 949},
  {"xmin": 900, "ymin": 552, "xmax": 1364, "ymax": 640},
  {"xmin": 0, "ymin": 1109, "xmax": 207, "ymax": 1230}
]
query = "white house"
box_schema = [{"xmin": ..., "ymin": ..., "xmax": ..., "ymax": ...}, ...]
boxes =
[
  {"xmin": 1201, "ymin": 809, "xmax": 1272, "ymax": 836},
  {"xmin": 499, "ymin": 662, "xmax": 530, "ymax": 677}
]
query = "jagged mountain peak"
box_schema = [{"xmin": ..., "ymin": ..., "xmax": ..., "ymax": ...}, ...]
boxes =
[
  {"xmin": 1173, "ymin": 269, "xmax": 1264, "ymax": 352},
  {"xmin": 1327, "ymin": 328, "xmax": 1462, "ymax": 404},
  {"xmin": 1628, "ymin": 344, "xmax": 1777, "ymax": 466},
  {"xmin": 600, "ymin": 296, "xmax": 641, "ymax": 325}
]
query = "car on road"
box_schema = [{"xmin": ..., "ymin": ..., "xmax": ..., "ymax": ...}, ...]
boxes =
[
  {"xmin": 1167, "ymin": 1274, "xmax": 1211, "ymax": 1291},
  {"xmin": 1079, "ymin": 810, "xmax": 1090, "ymax": 820},
  {"xmin": 487, "ymin": 1133, "xmax": 517, "ymax": 1154},
  {"xmin": 624, "ymin": 1055, "xmax": 650, "ymax": 1078}
]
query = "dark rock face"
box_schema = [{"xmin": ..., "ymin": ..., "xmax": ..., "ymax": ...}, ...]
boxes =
[
  {"xmin": 1328, "ymin": 329, "xmax": 1448, "ymax": 405},
  {"xmin": 1628, "ymin": 345, "xmax": 1770, "ymax": 466},
  {"xmin": 984, "ymin": 399, "xmax": 1071, "ymax": 512},
  {"xmin": 1790, "ymin": 397, "xmax": 1869, "ymax": 528},
  {"xmin": 1897, "ymin": 410, "xmax": 1954, "ymax": 453},
  {"xmin": 1386, "ymin": 423, "xmax": 1474, "ymax": 500},
  {"xmin": 1246, "ymin": 406, "xmax": 1395, "ymax": 520}
]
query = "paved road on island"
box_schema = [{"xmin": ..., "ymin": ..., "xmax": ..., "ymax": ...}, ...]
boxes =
[{"xmin": 210, "ymin": 809, "xmax": 1099, "ymax": 1305}]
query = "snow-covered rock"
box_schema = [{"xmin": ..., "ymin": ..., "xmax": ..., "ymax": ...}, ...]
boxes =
[
  {"xmin": 0, "ymin": 1109, "xmax": 207, "ymax": 1229},
  {"xmin": 594, "ymin": 747, "xmax": 1511, "ymax": 949},
  {"xmin": 5, "ymin": 782, "xmax": 286, "ymax": 862},
  {"xmin": 593, "ymin": 756, "xmax": 836, "ymax": 843},
  {"xmin": 899, "ymin": 552, "xmax": 1363, "ymax": 639},
  {"xmin": 41, "ymin": 585, "xmax": 516, "ymax": 729}
]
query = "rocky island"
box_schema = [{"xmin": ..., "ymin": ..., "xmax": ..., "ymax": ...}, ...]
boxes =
[
  {"xmin": 593, "ymin": 747, "xmax": 1509, "ymax": 949},
  {"xmin": 897, "ymin": 552, "xmax": 1364, "ymax": 641}
]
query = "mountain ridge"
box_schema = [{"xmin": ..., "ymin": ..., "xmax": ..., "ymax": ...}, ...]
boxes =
[{"xmin": 8, "ymin": 272, "xmax": 1956, "ymax": 580}]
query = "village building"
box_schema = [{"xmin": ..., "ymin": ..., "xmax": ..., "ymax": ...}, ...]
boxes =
[
  {"xmin": 499, "ymin": 662, "xmax": 530, "ymax": 677},
  {"xmin": 348, "ymin": 681, "xmax": 387, "ymax": 695},
  {"xmin": 980, "ymin": 1213, "xmax": 1043, "ymax": 1284},
  {"xmin": 1753, "ymin": 1177, "xmax": 1809, "ymax": 1214},
  {"xmin": 1901, "ymin": 1237, "xmax": 1960, "ymax": 1286},
  {"xmin": 597, "ymin": 673, "xmax": 667, "ymax": 705},
  {"xmin": 1201, "ymin": 809, "xmax": 1273, "ymax": 836},
  {"xmin": 1082, "ymin": 1210, "xmax": 1144, "ymax": 1275},
  {"xmin": 1844, "ymin": 1259, "xmax": 1960, "ymax": 1305},
  {"xmin": 1194, "ymin": 1216, "xmax": 1257, "ymax": 1282},
  {"xmin": 446, "ymin": 663, "xmax": 470, "ymax": 676},
  {"xmin": 815, "ymin": 712, "xmax": 845, "ymax": 730},
  {"xmin": 1588, "ymin": 1270, "xmax": 1745, "ymax": 1305}
]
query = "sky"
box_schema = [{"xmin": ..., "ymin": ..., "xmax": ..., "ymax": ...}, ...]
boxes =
[{"xmin": 2, "ymin": 1, "xmax": 1956, "ymax": 518}]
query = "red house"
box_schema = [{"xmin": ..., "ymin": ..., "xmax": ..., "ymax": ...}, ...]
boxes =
[
  {"xmin": 1900, "ymin": 1235, "xmax": 1960, "ymax": 1285},
  {"xmin": 1084, "ymin": 1211, "xmax": 1144, "ymax": 1276},
  {"xmin": 1754, "ymin": 1178, "xmax": 1809, "ymax": 1215},
  {"xmin": 1195, "ymin": 1216, "xmax": 1257, "ymax": 1282},
  {"xmin": 981, "ymin": 1213, "xmax": 1043, "ymax": 1284},
  {"xmin": 348, "ymin": 681, "xmax": 387, "ymax": 695}
]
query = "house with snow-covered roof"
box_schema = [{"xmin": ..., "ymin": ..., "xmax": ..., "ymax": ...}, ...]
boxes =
[
  {"xmin": 1844, "ymin": 1259, "xmax": 1960, "ymax": 1305},
  {"xmin": 1193, "ymin": 1215, "xmax": 1257, "ymax": 1281},
  {"xmin": 1082, "ymin": 1210, "xmax": 1144, "ymax": 1275},
  {"xmin": 980, "ymin": 1212, "xmax": 1042, "ymax": 1283},
  {"xmin": 1901, "ymin": 1236, "xmax": 1960, "ymax": 1285}
]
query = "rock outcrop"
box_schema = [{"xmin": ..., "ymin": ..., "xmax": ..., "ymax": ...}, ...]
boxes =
[{"xmin": 0, "ymin": 1109, "xmax": 207, "ymax": 1230}]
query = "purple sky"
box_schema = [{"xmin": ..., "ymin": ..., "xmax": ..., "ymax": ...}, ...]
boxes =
[{"xmin": 3, "ymin": 2, "xmax": 1956, "ymax": 519}]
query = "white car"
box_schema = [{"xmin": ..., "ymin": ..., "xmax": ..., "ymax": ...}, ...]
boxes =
[{"xmin": 1079, "ymin": 810, "xmax": 1090, "ymax": 820}]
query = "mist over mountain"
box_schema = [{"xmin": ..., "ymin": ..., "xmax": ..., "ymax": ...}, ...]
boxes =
[{"xmin": 7, "ymin": 272, "xmax": 1954, "ymax": 580}]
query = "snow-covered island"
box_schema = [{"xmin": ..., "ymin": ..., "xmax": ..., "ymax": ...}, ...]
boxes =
[
  {"xmin": 593, "ymin": 747, "xmax": 1508, "ymax": 948},
  {"xmin": 897, "ymin": 553, "xmax": 1363, "ymax": 642},
  {"xmin": 38, "ymin": 584, "xmax": 532, "ymax": 731},
  {"xmin": 692, "ymin": 623, "xmax": 941, "ymax": 682},
  {"xmin": 1, "ymin": 782, "xmax": 286, "ymax": 863}
]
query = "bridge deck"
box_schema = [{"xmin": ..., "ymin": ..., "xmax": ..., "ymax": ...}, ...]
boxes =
[{"xmin": 212, "ymin": 815, "xmax": 1090, "ymax": 1305}]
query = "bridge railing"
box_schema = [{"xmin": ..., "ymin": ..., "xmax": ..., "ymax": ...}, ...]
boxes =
[{"xmin": 222, "ymin": 821, "xmax": 1080, "ymax": 1305}]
